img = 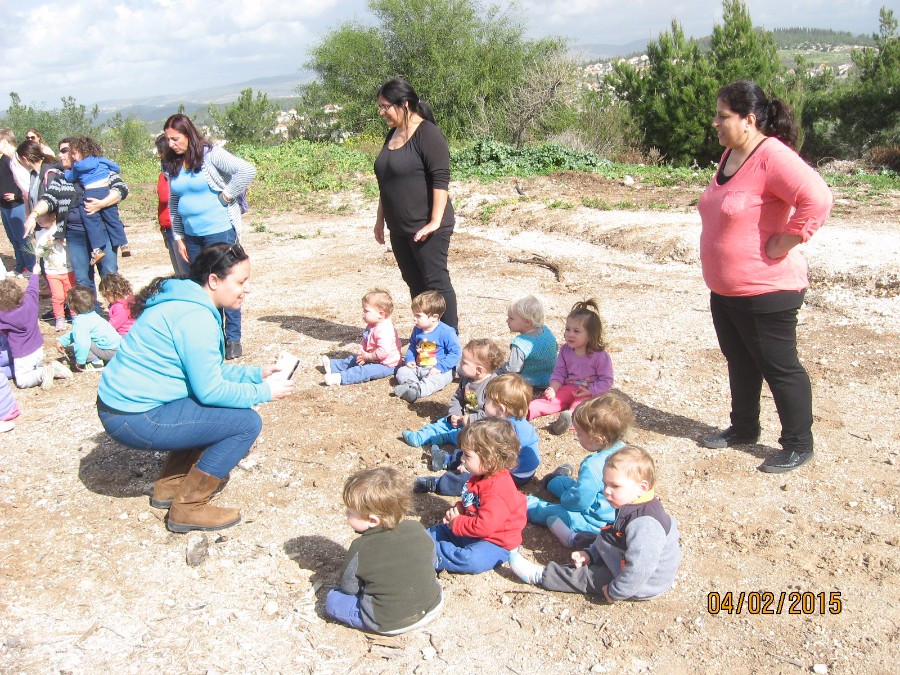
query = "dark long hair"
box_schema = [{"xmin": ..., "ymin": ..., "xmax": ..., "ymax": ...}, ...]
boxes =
[
  {"xmin": 718, "ymin": 80, "xmax": 799, "ymax": 149},
  {"xmin": 376, "ymin": 78, "xmax": 436, "ymax": 125},
  {"xmin": 131, "ymin": 243, "xmax": 249, "ymax": 318},
  {"xmin": 16, "ymin": 140, "xmax": 57, "ymax": 165},
  {"xmin": 162, "ymin": 113, "xmax": 210, "ymax": 175}
]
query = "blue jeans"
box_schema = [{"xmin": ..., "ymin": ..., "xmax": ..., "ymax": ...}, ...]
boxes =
[
  {"xmin": 161, "ymin": 227, "xmax": 191, "ymax": 277},
  {"xmin": 184, "ymin": 229, "xmax": 240, "ymax": 342},
  {"xmin": 427, "ymin": 523, "xmax": 510, "ymax": 574},
  {"xmin": 435, "ymin": 462, "xmax": 531, "ymax": 497},
  {"xmin": 97, "ymin": 396, "xmax": 262, "ymax": 478},
  {"xmin": 329, "ymin": 355, "xmax": 395, "ymax": 385},
  {"xmin": 324, "ymin": 589, "xmax": 366, "ymax": 630},
  {"xmin": 67, "ymin": 227, "xmax": 118, "ymax": 299},
  {"xmin": 1, "ymin": 203, "xmax": 34, "ymax": 273}
]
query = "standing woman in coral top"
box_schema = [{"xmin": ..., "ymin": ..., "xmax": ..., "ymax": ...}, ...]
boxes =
[{"xmin": 697, "ymin": 80, "xmax": 833, "ymax": 473}]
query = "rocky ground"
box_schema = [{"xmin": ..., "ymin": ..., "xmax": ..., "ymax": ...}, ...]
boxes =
[{"xmin": 1, "ymin": 172, "xmax": 898, "ymax": 673}]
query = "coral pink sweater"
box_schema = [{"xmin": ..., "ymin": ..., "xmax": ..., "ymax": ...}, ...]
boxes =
[{"xmin": 698, "ymin": 138, "xmax": 833, "ymax": 297}]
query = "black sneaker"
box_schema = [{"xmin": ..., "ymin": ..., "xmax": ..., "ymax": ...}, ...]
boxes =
[
  {"xmin": 699, "ymin": 426, "xmax": 760, "ymax": 449},
  {"xmin": 541, "ymin": 463, "xmax": 574, "ymax": 490},
  {"xmin": 760, "ymin": 450, "xmax": 813, "ymax": 473},
  {"xmin": 225, "ymin": 340, "xmax": 243, "ymax": 360},
  {"xmin": 413, "ymin": 476, "xmax": 438, "ymax": 493}
]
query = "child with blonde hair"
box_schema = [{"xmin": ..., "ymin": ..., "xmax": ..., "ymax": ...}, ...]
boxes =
[
  {"xmin": 510, "ymin": 445, "xmax": 681, "ymax": 603},
  {"xmin": 394, "ymin": 290, "xmax": 461, "ymax": 402},
  {"xmin": 325, "ymin": 466, "xmax": 443, "ymax": 634},
  {"xmin": 527, "ymin": 393, "xmax": 634, "ymax": 547},
  {"xmin": 427, "ymin": 418, "xmax": 527, "ymax": 574},
  {"xmin": 98, "ymin": 273, "xmax": 136, "ymax": 336},
  {"xmin": 322, "ymin": 289, "xmax": 402, "ymax": 386},
  {"xmin": 415, "ymin": 373, "xmax": 540, "ymax": 495},
  {"xmin": 402, "ymin": 338, "xmax": 505, "ymax": 447},
  {"xmin": 528, "ymin": 299, "xmax": 613, "ymax": 434},
  {"xmin": 57, "ymin": 285, "xmax": 121, "ymax": 371},
  {"xmin": 0, "ymin": 270, "xmax": 70, "ymax": 389},
  {"xmin": 497, "ymin": 294, "xmax": 557, "ymax": 388}
]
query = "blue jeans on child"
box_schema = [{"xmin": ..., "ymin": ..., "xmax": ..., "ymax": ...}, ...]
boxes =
[
  {"xmin": 427, "ymin": 523, "xmax": 510, "ymax": 574},
  {"xmin": 184, "ymin": 229, "xmax": 240, "ymax": 343},
  {"xmin": 81, "ymin": 186, "xmax": 127, "ymax": 251},
  {"xmin": 436, "ymin": 461, "xmax": 532, "ymax": 497},
  {"xmin": 324, "ymin": 589, "xmax": 366, "ymax": 629},
  {"xmin": 97, "ymin": 396, "xmax": 262, "ymax": 478},
  {"xmin": 329, "ymin": 355, "xmax": 395, "ymax": 385}
]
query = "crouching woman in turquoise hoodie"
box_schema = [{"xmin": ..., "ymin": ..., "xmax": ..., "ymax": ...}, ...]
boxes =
[{"xmin": 97, "ymin": 243, "xmax": 294, "ymax": 533}]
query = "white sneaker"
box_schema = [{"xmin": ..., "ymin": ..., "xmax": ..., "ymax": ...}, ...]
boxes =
[
  {"xmin": 0, "ymin": 420, "xmax": 14, "ymax": 433},
  {"xmin": 40, "ymin": 364, "xmax": 54, "ymax": 390},
  {"xmin": 51, "ymin": 360, "xmax": 74, "ymax": 380},
  {"xmin": 324, "ymin": 373, "xmax": 341, "ymax": 386},
  {"xmin": 321, "ymin": 355, "xmax": 332, "ymax": 374}
]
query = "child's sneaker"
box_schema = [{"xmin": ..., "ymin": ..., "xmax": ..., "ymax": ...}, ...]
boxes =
[
  {"xmin": 398, "ymin": 384, "xmax": 420, "ymax": 403},
  {"xmin": 324, "ymin": 373, "xmax": 341, "ymax": 386},
  {"xmin": 120, "ymin": 244, "xmax": 132, "ymax": 257},
  {"xmin": 321, "ymin": 355, "xmax": 332, "ymax": 374},
  {"xmin": 0, "ymin": 420, "xmax": 14, "ymax": 433},
  {"xmin": 541, "ymin": 463, "xmax": 574, "ymax": 490},
  {"xmin": 402, "ymin": 429, "xmax": 425, "ymax": 447},
  {"xmin": 549, "ymin": 410, "xmax": 573, "ymax": 435},
  {"xmin": 90, "ymin": 248, "xmax": 106, "ymax": 265},
  {"xmin": 413, "ymin": 476, "xmax": 438, "ymax": 493},
  {"xmin": 430, "ymin": 444, "xmax": 450, "ymax": 472},
  {"xmin": 83, "ymin": 360, "xmax": 105, "ymax": 371},
  {"xmin": 508, "ymin": 549, "xmax": 545, "ymax": 586},
  {"xmin": 40, "ymin": 364, "xmax": 54, "ymax": 390},
  {"xmin": 55, "ymin": 318, "xmax": 68, "ymax": 332},
  {"xmin": 51, "ymin": 360, "xmax": 73, "ymax": 380},
  {"xmin": 547, "ymin": 515, "xmax": 576, "ymax": 548}
]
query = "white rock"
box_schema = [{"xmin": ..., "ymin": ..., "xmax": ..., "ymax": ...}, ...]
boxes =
[
  {"xmin": 119, "ymin": 512, "xmax": 129, "ymax": 520},
  {"xmin": 263, "ymin": 600, "xmax": 279, "ymax": 616},
  {"xmin": 137, "ymin": 512, "xmax": 150, "ymax": 522},
  {"xmin": 813, "ymin": 665, "xmax": 828, "ymax": 675},
  {"xmin": 422, "ymin": 646, "xmax": 436, "ymax": 661},
  {"xmin": 238, "ymin": 457, "xmax": 258, "ymax": 471},
  {"xmin": 623, "ymin": 175, "xmax": 635, "ymax": 186}
]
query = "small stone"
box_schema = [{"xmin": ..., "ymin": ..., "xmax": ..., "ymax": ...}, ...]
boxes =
[
  {"xmin": 4, "ymin": 635, "xmax": 22, "ymax": 648},
  {"xmin": 137, "ymin": 512, "xmax": 150, "ymax": 522},
  {"xmin": 848, "ymin": 501, "xmax": 858, "ymax": 508},
  {"xmin": 119, "ymin": 512, "xmax": 129, "ymax": 520},
  {"xmin": 812, "ymin": 665, "xmax": 828, "ymax": 675},
  {"xmin": 501, "ymin": 595, "xmax": 511, "ymax": 605},
  {"xmin": 263, "ymin": 600, "xmax": 279, "ymax": 616},
  {"xmin": 623, "ymin": 175, "xmax": 635, "ymax": 186},
  {"xmin": 238, "ymin": 457, "xmax": 258, "ymax": 471},
  {"xmin": 185, "ymin": 533, "xmax": 209, "ymax": 567},
  {"xmin": 421, "ymin": 646, "xmax": 437, "ymax": 661}
]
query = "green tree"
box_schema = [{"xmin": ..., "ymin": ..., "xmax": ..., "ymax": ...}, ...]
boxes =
[
  {"xmin": 303, "ymin": 0, "xmax": 569, "ymax": 142},
  {"xmin": 104, "ymin": 113, "xmax": 151, "ymax": 159},
  {"xmin": 209, "ymin": 88, "xmax": 279, "ymax": 145},
  {"xmin": 710, "ymin": 0, "xmax": 782, "ymax": 89},
  {"xmin": 1, "ymin": 93, "xmax": 99, "ymax": 146}
]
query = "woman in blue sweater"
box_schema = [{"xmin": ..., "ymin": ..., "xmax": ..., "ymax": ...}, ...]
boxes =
[
  {"xmin": 162, "ymin": 114, "xmax": 256, "ymax": 359},
  {"xmin": 97, "ymin": 244, "xmax": 294, "ymax": 533}
]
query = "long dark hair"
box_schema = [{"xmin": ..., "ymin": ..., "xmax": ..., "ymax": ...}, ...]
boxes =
[
  {"xmin": 162, "ymin": 113, "xmax": 210, "ymax": 175},
  {"xmin": 377, "ymin": 78, "xmax": 436, "ymax": 125},
  {"xmin": 131, "ymin": 242, "xmax": 248, "ymax": 317},
  {"xmin": 718, "ymin": 80, "xmax": 799, "ymax": 149},
  {"xmin": 16, "ymin": 140, "xmax": 57, "ymax": 165}
]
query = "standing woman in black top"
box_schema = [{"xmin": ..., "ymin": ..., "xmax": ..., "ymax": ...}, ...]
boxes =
[{"xmin": 373, "ymin": 79, "xmax": 458, "ymax": 330}]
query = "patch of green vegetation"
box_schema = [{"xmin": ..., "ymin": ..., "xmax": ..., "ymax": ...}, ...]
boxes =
[
  {"xmin": 613, "ymin": 200, "xmax": 640, "ymax": 210},
  {"xmin": 547, "ymin": 199, "xmax": 575, "ymax": 210},
  {"xmin": 581, "ymin": 197, "xmax": 612, "ymax": 210},
  {"xmin": 253, "ymin": 224, "xmax": 268, "ymax": 233},
  {"xmin": 292, "ymin": 228, "xmax": 323, "ymax": 240}
]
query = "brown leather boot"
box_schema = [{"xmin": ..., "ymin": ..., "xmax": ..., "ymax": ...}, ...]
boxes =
[
  {"xmin": 150, "ymin": 449, "xmax": 203, "ymax": 509},
  {"xmin": 166, "ymin": 466, "xmax": 241, "ymax": 534}
]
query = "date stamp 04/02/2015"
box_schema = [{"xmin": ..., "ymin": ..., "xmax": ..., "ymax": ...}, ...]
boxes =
[{"xmin": 707, "ymin": 591, "xmax": 843, "ymax": 615}]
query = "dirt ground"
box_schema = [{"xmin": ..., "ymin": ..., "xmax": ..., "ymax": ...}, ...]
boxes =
[{"xmin": 1, "ymin": 172, "xmax": 898, "ymax": 674}]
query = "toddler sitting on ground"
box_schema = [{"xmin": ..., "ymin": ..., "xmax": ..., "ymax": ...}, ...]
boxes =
[
  {"xmin": 497, "ymin": 294, "xmax": 557, "ymax": 388},
  {"xmin": 57, "ymin": 285, "xmax": 121, "ymax": 371}
]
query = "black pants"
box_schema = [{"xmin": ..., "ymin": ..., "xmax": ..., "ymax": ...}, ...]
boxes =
[
  {"xmin": 710, "ymin": 291, "xmax": 813, "ymax": 453},
  {"xmin": 389, "ymin": 227, "xmax": 458, "ymax": 330}
]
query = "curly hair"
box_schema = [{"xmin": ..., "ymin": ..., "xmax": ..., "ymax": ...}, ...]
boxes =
[
  {"xmin": 457, "ymin": 418, "xmax": 520, "ymax": 476},
  {"xmin": 572, "ymin": 392, "xmax": 634, "ymax": 450},
  {"xmin": 98, "ymin": 273, "xmax": 134, "ymax": 303},
  {"xmin": 567, "ymin": 298, "xmax": 607, "ymax": 353},
  {"xmin": 342, "ymin": 466, "xmax": 410, "ymax": 530},
  {"xmin": 69, "ymin": 136, "xmax": 104, "ymax": 159},
  {"xmin": 463, "ymin": 338, "xmax": 506, "ymax": 373},
  {"xmin": 0, "ymin": 279, "xmax": 25, "ymax": 312}
]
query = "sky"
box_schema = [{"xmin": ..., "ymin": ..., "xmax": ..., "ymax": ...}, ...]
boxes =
[{"xmin": 2, "ymin": 0, "xmax": 893, "ymax": 108}]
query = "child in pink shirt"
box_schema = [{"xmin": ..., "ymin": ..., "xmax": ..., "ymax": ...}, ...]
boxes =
[
  {"xmin": 321, "ymin": 289, "xmax": 402, "ymax": 386},
  {"xmin": 529, "ymin": 299, "xmax": 613, "ymax": 435},
  {"xmin": 98, "ymin": 274, "xmax": 136, "ymax": 336}
]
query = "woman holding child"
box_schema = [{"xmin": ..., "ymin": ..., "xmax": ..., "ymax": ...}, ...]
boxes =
[
  {"xmin": 96, "ymin": 243, "xmax": 294, "ymax": 533},
  {"xmin": 162, "ymin": 114, "xmax": 256, "ymax": 360},
  {"xmin": 373, "ymin": 79, "xmax": 459, "ymax": 330},
  {"xmin": 697, "ymin": 80, "xmax": 832, "ymax": 473}
]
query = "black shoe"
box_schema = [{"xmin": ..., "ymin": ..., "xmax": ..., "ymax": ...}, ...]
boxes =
[
  {"xmin": 542, "ymin": 463, "xmax": 574, "ymax": 490},
  {"xmin": 760, "ymin": 450, "xmax": 813, "ymax": 473},
  {"xmin": 225, "ymin": 340, "xmax": 242, "ymax": 360},
  {"xmin": 413, "ymin": 476, "xmax": 438, "ymax": 493},
  {"xmin": 699, "ymin": 426, "xmax": 760, "ymax": 449}
]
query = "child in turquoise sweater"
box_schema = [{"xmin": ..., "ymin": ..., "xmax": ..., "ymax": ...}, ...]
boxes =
[{"xmin": 57, "ymin": 285, "xmax": 121, "ymax": 371}]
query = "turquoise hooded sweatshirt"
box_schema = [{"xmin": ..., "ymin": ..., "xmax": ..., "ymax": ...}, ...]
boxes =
[{"xmin": 98, "ymin": 278, "xmax": 269, "ymax": 412}]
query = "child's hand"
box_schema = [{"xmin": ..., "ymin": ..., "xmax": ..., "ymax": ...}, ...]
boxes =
[
  {"xmin": 355, "ymin": 349, "xmax": 370, "ymax": 365},
  {"xmin": 443, "ymin": 505, "xmax": 463, "ymax": 524},
  {"xmin": 571, "ymin": 550, "xmax": 591, "ymax": 568},
  {"xmin": 543, "ymin": 386, "xmax": 556, "ymax": 401},
  {"xmin": 573, "ymin": 386, "xmax": 591, "ymax": 398},
  {"xmin": 55, "ymin": 343, "xmax": 65, "ymax": 353},
  {"xmin": 428, "ymin": 368, "xmax": 444, "ymax": 380},
  {"xmin": 449, "ymin": 415, "xmax": 462, "ymax": 427}
]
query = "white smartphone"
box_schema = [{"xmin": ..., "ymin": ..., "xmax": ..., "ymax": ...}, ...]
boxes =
[{"xmin": 273, "ymin": 351, "xmax": 301, "ymax": 381}]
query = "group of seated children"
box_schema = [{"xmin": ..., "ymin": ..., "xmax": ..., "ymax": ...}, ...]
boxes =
[
  {"xmin": 321, "ymin": 288, "xmax": 679, "ymax": 635},
  {"xmin": 0, "ymin": 268, "xmax": 136, "ymax": 430}
]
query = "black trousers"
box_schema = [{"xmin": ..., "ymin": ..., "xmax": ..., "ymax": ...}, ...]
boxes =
[
  {"xmin": 389, "ymin": 227, "xmax": 458, "ymax": 330},
  {"xmin": 710, "ymin": 290, "xmax": 813, "ymax": 453}
]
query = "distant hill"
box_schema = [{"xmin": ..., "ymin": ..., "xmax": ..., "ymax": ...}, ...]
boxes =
[
  {"xmin": 571, "ymin": 39, "xmax": 649, "ymax": 60},
  {"xmin": 93, "ymin": 72, "xmax": 315, "ymax": 125}
]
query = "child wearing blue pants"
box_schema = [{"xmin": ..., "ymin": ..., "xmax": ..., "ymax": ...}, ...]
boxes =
[
  {"xmin": 427, "ymin": 418, "xmax": 526, "ymax": 574},
  {"xmin": 527, "ymin": 393, "xmax": 634, "ymax": 547},
  {"xmin": 322, "ymin": 289, "xmax": 402, "ymax": 386}
]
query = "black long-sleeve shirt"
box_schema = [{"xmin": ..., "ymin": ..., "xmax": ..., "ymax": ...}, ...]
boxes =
[
  {"xmin": 0, "ymin": 156, "xmax": 24, "ymax": 208},
  {"xmin": 374, "ymin": 120, "xmax": 454, "ymax": 237}
]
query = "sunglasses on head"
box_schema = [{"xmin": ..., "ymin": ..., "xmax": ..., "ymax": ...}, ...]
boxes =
[{"xmin": 209, "ymin": 242, "xmax": 245, "ymax": 271}]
